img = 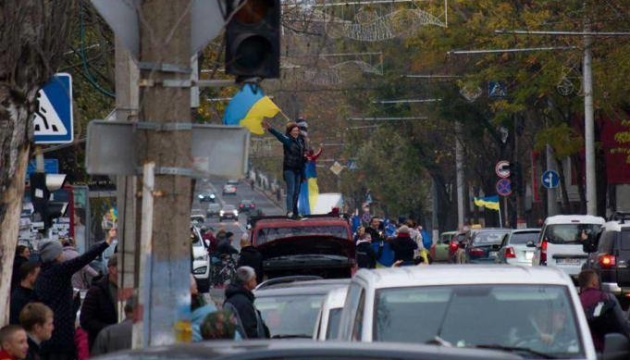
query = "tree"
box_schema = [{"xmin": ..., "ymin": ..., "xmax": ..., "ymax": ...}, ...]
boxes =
[{"xmin": 0, "ymin": 0, "xmax": 76, "ymax": 324}]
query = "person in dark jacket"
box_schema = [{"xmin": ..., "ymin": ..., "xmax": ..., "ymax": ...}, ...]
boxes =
[
  {"xmin": 236, "ymin": 234, "xmax": 263, "ymax": 284},
  {"xmin": 11, "ymin": 245, "xmax": 31, "ymax": 292},
  {"xmin": 356, "ymin": 233, "xmax": 377, "ymax": 269},
  {"xmin": 223, "ymin": 266, "xmax": 269, "ymax": 339},
  {"xmin": 80, "ymin": 254, "xmax": 119, "ymax": 352},
  {"xmin": 10, "ymin": 262, "xmax": 40, "ymax": 325},
  {"xmin": 262, "ymin": 120, "xmax": 306, "ymax": 219},
  {"xmin": 390, "ymin": 225, "xmax": 418, "ymax": 265},
  {"xmin": 19, "ymin": 302, "xmax": 54, "ymax": 360},
  {"xmin": 578, "ymin": 269, "xmax": 630, "ymax": 351},
  {"xmin": 90, "ymin": 297, "xmax": 136, "ymax": 356},
  {"xmin": 34, "ymin": 229, "xmax": 115, "ymax": 360},
  {"xmin": 216, "ymin": 232, "xmax": 239, "ymax": 256}
]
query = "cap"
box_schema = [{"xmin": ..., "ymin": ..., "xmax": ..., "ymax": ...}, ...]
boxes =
[{"xmin": 397, "ymin": 225, "xmax": 410, "ymax": 234}]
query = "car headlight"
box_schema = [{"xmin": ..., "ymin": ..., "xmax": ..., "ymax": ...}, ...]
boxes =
[
  {"xmin": 219, "ymin": 211, "xmax": 224, "ymax": 216},
  {"xmin": 197, "ymin": 194, "xmax": 203, "ymax": 199},
  {"xmin": 233, "ymin": 210, "xmax": 238, "ymax": 216},
  {"xmin": 193, "ymin": 266, "xmax": 207, "ymax": 275},
  {"xmin": 210, "ymin": 194, "xmax": 215, "ymax": 199}
]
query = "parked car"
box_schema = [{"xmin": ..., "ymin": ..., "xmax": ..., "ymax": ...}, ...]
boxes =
[
  {"xmin": 191, "ymin": 226, "xmax": 210, "ymax": 293},
  {"xmin": 465, "ymin": 228, "xmax": 511, "ymax": 263},
  {"xmin": 430, "ymin": 231, "xmax": 457, "ymax": 262},
  {"xmin": 219, "ymin": 204, "xmax": 238, "ymax": 222},
  {"xmin": 254, "ymin": 278, "xmax": 349, "ymax": 339},
  {"xmin": 314, "ymin": 285, "xmax": 348, "ymax": 340},
  {"xmin": 495, "ymin": 228, "xmax": 541, "ymax": 266},
  {"xmin": 206, "ymin": 203, "xmax": 221, "ymax": 218},
  {"xmin": 238, "ymin": 199, "xmax": 256, "ymax": 213},
  {"xmin": 222, "ymin": 184, "xmax": 237, "ymax": 196},
  {"xmin": 337, "ymin": 265, "xmax": 603, "ymax": 359},
  {"xmin": 582, "ymin": 212, "xmax": 630, "ymax": 300},
  {"xmin": 532, "ymin": 215, "xmax": 605, "ymax": 282}
]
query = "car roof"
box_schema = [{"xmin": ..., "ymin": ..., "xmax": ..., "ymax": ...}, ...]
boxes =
[
  {"xmin": 544, "ymin": 214, "xmax": 605, "ymax": 225},
  {"xmin": 510, "ymin": 228, "xmax": 540, "ymax": 233},
  {"xmin": 255, "ymin": 279, "xmax": 349, "ymax": 297},
  {"xmin": 353, "ymin": 265, "xmax": 573, "ymax": 288},
  {"xmin": 322, "ymin": 286, "xmax": 349, "ymax": 309}
]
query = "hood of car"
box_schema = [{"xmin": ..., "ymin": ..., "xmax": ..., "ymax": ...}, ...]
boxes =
[{"xmin": 256, "ymin": 235, "xmax": 355, "ymax": 260}]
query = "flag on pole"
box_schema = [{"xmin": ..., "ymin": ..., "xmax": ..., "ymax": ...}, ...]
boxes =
[
  {"xmin": 473, "ymin": 195, "xmax": 500, "ymax": 211},
  {"xmin": 223, "ymin": 83, "xmax": 280, "ymax": 135}
]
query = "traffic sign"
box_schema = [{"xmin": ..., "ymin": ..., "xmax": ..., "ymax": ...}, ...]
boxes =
[
  {"xmin": 495, "ymin": 160, "xmax": 511, "ymax": 178},
  {"xmin": 26, "ymin": 159, "xmax": 59, "ymax": 177},
  {"xmin": 488, "ymin": 81, "xmax": 507, "ymax": 98},
  {"xmin": 33, "ymin": 73, "xmax": 74, "ymax": 144},
  {"xmin": 496, "ymin": 178, "xmax": 512, "ymax": 196},
  {"xmin": 542, "ymin": 170, "xmax": 560, "ymax": 189}
]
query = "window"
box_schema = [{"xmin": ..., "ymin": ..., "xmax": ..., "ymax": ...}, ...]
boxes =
[
  {"xmin": 256, "ymin": 225, "xmax": 350, "ymax": 244},
  {"xmin": 544, "ymin": 224, "xmax": 601, "ymax": 245},
  {"xmin": 340, "ymin": 283, "xmax": 363, "ymax": 340}
]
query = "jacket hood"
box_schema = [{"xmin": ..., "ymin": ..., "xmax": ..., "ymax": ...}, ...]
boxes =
[{"xmin": 224, "ymin": 283, "xmax": 255, "ymax": 301}]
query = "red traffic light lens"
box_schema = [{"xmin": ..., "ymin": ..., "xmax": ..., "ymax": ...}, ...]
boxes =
[{"xmin": 234, "ymin": 0, "xmax": 272, "ymax": 25}]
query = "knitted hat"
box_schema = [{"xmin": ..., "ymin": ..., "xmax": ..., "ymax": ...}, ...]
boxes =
[
  {"xmin": 397, "ymin": 225, "xmax": 410, "ymax": 234},
  {"xmin": 40, "ymin": 240, "xmax": 63, "ymax": 263}
]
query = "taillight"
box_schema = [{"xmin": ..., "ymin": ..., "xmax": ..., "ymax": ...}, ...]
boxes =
[
  {"xmin": 449, "ymin": 242, "xmax": 458, "ymax": 250},
  {"xmin": 469, "ymin": 248, "xmax": 484, "ymax": 257},
  {"xmin": 505, "ymin": 247, "xmax": 516, "ymax": 258},
  {"xmin": 599, "ymin": 254, "xmax": 616, "ymax": 268},
  {"xmin": 540, "ymin": 239, "xmax": 548, "ymax": 264}
]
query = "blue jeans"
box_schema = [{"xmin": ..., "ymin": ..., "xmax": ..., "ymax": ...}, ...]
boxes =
[{"xmin": 283, "ymin": 169, "xmax": 303, "ymax": 215}]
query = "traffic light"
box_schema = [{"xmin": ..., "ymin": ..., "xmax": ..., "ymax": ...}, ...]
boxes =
[
  {"xmin": 224, "ymin": 0, "xmax": 281, "ymax": 79},
  {"xmin": 29, "ymin": 173, "xmax": 68, "ymax": 230},
  {"xmin": 508, "ymin": 162, "xmax": 523, "ymax": 196}
]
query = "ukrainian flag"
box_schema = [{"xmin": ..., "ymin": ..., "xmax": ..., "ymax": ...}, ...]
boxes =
[
  {"xmin": 298, "ymin": 161, "xmax": 319, "ymax": 215},
  {"xmin": 223, "ymin": 84, "xmax": 280, "ymax": 135},
  {"xmin": 474, "ymin": 195, "xmax": 500, "ymax": 211}
]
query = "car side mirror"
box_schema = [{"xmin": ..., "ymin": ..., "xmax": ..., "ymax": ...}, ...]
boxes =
[
  {"xmin": 603, "ymin": 333, "xmax": 630, "ymax": 359},
  {"xmin": 491, "ymin": 244, "xmax": 500, "ymax": 251},
  {"xmin": 526, "ymin": 241, "xmax": 536, "ymax": 248}
]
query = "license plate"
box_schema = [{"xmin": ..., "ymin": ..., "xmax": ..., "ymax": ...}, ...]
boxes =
[
  {"xmin": 525, "ymin": 252, "xmax": 534, "ymax": 260},
  {"xmin": 556, "ymin": 258, "xmax": 582, "ymax": 265},
  {"xmin": 489, "ymin": 251, "xmax": 498, "ymax": 258}
]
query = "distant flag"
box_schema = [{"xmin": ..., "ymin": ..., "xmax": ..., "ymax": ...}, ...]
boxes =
[
  {"xmin": 298, "ymin": 149, "xmax": 322, "ymax": 215},
  {"xmin": 473, "ymin": 195, "xmax": 500, "ymax": 211},
  {"xmin": 223, "ymin": 83, "xmax": 280, "ymax": 135}
]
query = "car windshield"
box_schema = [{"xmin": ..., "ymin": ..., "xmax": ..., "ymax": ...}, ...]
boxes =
[
  {"xmin": 256, "ymin": 294, "xmax": 326, "ymax": 338},
  {"xmin": 472, "ymin": 230, "xmax": 510, "ymax": 245},
  {"xmin": 374, "ymin": 285, "xmax": 583, "ymax": 358},
  {"xmin": 256, "ymin": 225, "xmax": 349, "ymax": 244},
  {"xmin": 326, "ymin": 308, "xmax": 343, "ymax": 339},
  {"xmin": 222, "ymin": 205, "xmax": 235, "ymax": 211},
  {"xmin": 544, "ymin": 224, "xmax": 601, "ymax": 244},
  {"xmin": 510, "ymin": 231, "xmax": 540, "ymax": 245}
]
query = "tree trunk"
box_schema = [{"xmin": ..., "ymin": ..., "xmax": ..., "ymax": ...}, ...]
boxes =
[{"xmin": 0, "ymin": 0, "xmax": 76, "ymax": 325}]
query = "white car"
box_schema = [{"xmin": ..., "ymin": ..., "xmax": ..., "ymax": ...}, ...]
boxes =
[
  {"xmin": 314, "ymin": 286, "xmax": 348, "ymax": 341},
  {"xmin": 337, "ymin": 265, "xmax": 599, "ymax": 359},
  {"xmin": 532, "ymin": 215, "xmax": 605, "ymax": 281},
  {"xmin": 190, "ymin": 226, "xmax": 210, "ymax": 293}
]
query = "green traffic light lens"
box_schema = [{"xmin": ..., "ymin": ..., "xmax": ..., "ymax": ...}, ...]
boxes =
[
  {"xmin": 234, "ymin": 0, "xmax": 272, "ymax": 25},
  {"xmin": 234, "ymin": 35, "xmax": 271, "ymax": 71}
]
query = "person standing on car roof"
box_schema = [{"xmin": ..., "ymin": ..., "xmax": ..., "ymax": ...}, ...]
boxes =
[{"xmin": 262, "ymin": 119, "xmax": 307, "ymax": 220}]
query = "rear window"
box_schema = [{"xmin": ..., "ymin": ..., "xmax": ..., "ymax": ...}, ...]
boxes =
[
  {"xmin": 255, "ymin": 225, "xmax": 350, "ymax": 244},
  {"xmin": 472, "ymin": 231, "xmax": 510, "ymax": 245},
  {"xmin": 509, "ymin": 231, "xmax": 540, "ymax": 245},
  {"xmin": 543, "ymin": 224, "xmax": 601, "ymax": 245}
]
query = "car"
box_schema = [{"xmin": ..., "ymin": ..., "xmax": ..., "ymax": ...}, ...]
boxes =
[
  {"xmin": 532, "ymin": 215, "xmax": 605, "ymax": 282},
  {"xmin": 190, "ymin": 210, "xmax": 206, "ymax": 225},
  {"xmin": 314, "ymin": 285, "xmax": 348, "ymax": 340},
  {"xmin": 198, "ymin": 192, "xmax": 216, "ymax": 203},
  {"xmin": 495, "ymin": 228, "xmax": 541, "ymax": 266},
  {"xmin": 90, "ymin": 339, "xmax": 523, "ymax": 360},
  {"xmin": 430, "ymin": 231, "xmax": 457, "ymax": 262},
  {"xmin": 238, "ymin": 199, "xmax": 256, "ymax": 213},
  {"xmin": 191, "ymin": 226, "xmax": 210, "ymax": 293},
  {"xmin": 582, "ymin": 212, "xmax": 630, "ymax": 299},
  {"xmin": 206, "ymin": 203, "xmax": 221, "ymax": 217},
  {"xmin": 254, "ymin": 278, "xmax": 349, "ymax": 339},
  {"xmin": 222, "ymin": 184, "xmax": 237, "ymax": 196},
  {"xmin": 464, "ymin": 228, "xmax": 511, "ymax": 263},
  {"xmin": 226, "ymin": 179, "xmax": 240, "ymax": 185},
  {"xmin": 250, "ymin": 215, "xmax": 355, "ymax": 279},
  {"xmin": 337, "ymin": 265, "xmax": 601, "ymax": 359},
  {"xmin": 219, "ymin": 204, "xmax": 238, "ymax": 222}
]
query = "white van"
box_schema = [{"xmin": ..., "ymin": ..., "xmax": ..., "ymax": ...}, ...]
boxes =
[{"xmin": 531, "ymin": 215, "xmax": 605, "ymax": 280}]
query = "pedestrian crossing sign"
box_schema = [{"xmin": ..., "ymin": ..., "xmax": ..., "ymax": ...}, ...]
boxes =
[
  {"xmin": 33, "ymin": 73, "xmax": 74, "ymax": 144},
  {"xmin": 488, "ymin": 81, "xmax": 507, "ymax": 99}
]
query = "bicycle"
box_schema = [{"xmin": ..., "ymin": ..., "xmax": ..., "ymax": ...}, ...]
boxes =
[{"xmin": 210, "ymin": 253, "xmax": 238, "ymax": 288}]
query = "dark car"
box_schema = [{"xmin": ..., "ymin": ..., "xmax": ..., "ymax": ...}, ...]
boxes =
[
  {"xmin": 238, "ymin": 199, "xmax": 256, "ymax": 213},
  {"xmin": 219, "ymin": 204, "xmax": 238, "ymax": 222},
  {"xmin": 206, "ymin": 203, "xmax": 221, "ymax": 217},
  {"xmin": 465, "ymin": 228, "xmax": 511, "ymax": 263},
  {"xmin": 250, "ymin": 215, "xmax": 355, "ymax": 279},
  {"xmin": 198, "ymin": 192, "xmax": 216, "ymax": 203}
]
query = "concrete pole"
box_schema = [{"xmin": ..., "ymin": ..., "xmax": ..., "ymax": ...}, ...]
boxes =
[
  {"xmin": 138, "ymin": 1, "xmax": 192, "ymax": 346},
  {"xmin": 455, "ymin": 121, "xmax": 465, "ymax": 228},
  {"xmin": 583, "ymin": 25, "xmax": 597, "ymax": 215}
]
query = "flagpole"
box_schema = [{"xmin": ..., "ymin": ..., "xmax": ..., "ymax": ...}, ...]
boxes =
[{"xmin": 498, "ymin": 198, "xmax": 503, "ymax": 228}]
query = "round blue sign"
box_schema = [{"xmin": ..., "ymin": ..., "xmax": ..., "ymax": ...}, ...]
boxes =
[
  {"xmin": 541, "ymin": 170, "xmax": 560, "ymax": 189},
  {"xmin": 496, "ymin": 178, "xmax": 512, "ymax": 196}
]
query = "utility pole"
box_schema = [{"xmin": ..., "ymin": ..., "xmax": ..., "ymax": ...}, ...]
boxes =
[
  {"xmin": 583, "ymin": 22, "xmax": 596, "ymax": 215},
  {"xmin": 455, "ymin": 121, "xmax": 465, "ymax": 228},
  {"xmin": 137, "ymin": 1, "xmax": 192, "ymax": 346}
]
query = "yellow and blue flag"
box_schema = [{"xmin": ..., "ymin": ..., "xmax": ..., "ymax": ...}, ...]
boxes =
[
  {"xmin": 223, "ymin": 84, "xmax": 280, "ymax": 135},
  {"xmin": 474, "ymin": 195, "xmax": 500, "ymax": 211},
  {"xmin": 298, "ymin": 161, "xmax": 319, "ymax": 215}
]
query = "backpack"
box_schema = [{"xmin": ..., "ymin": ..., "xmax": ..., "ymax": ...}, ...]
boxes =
[{"xmin": 584, "ymin": 294, "xmax": 622, "ymax": 336}]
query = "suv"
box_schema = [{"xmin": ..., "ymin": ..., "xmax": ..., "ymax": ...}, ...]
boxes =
[
  {"xmin": 582, "ymin": 212, "xmax": 630, "ymax": 298},
  {"xmin": 190, "ymin": 226, "xmax": 210, "ymax": 293},
  {"xmin": 250, "ymin": 215, "xmax": 354, "ymax": 279},
  {"xmin": 532, "ymin": 215, "xmax": 605, "ymax": 281}
]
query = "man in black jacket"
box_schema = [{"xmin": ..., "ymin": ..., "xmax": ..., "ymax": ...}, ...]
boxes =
[
  {"xmin": 236, "ymin": 235, "xmax": 263, "ymax": 284},
  {"xmin": 223, "ymin": 266, "xmax": 269, "ymax": 339},
  {"xmin": 390, "ymin": 225, "xmax": 418, "ymax": 265},
  {"xmin": 10, "ymin": 262, "xmax": 40, "ymax": 325},
  {"xmin": 34, "ymin": 228, "xmax": 116, "ymax": 360}
]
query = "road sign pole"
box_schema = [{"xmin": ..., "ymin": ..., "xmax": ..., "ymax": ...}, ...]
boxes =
[{"xmin": 546, "ymin": 145, "xmax": 558, "ymax": 216}]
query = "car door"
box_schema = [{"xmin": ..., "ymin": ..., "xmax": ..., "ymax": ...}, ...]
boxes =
[{"xmin": 496, "ymin": 233, "xmax": 509, "ymax": 263}]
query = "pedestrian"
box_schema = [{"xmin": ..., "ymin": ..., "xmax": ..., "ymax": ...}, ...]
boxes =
[
  {"xmin": 90, "ymin": 297, "xmax": 136, "ymax": 356},
  {"xmin": 19, "ymin": 302, "xmax": 54, "ymax": 360},
  {"xmin": 10, "ymin": 263, "xmax": 40, "ymax": 325},
  {"xmin": 390, "ymin": 225, "xmax": 418, "ymax": 265},
  {"xmin": 12, "ymin": 245, "xmax": 31, "ymax": 292},
  {"xmin": 223, "ymin": 266, "xmax": 270, "ymax": 339},
  {"xmin": 216, "ymin": 232, "xmax": 239, "ymax": 256},
  {"xmin": 578, "ymin": 269, "xmax": 630, "ymax": 351},
  {"xmin": 80, "ymin": 254, "xmax": 119, "ymax": 352},
  {"xmin": 189, "ymin": 274, "xmax": 218, "ymax": 342},
  {"xmin": 0, "ymin": 325, "xmax": 28, "ymax": 360},
  {"xmin": 34, "ymin": 228, "xmax": 116, "ymax": 360},
  {"xmin": 236, "ymin": 234, "xmax": 263, "ymax": 284},
  {"xmin": 262, "ymin": 120, "xmax": 306, "ymax": 219},
  {"xmin": 200, "ymin": 309, "xmax": 241, "ymax": 340},
  {"xmin": 355, "ymin": 233, "xmax": 376, "ymax": 269},
  {"xmin": 60, "ymin": 238, "xmax": 99, "ymax": 294}
]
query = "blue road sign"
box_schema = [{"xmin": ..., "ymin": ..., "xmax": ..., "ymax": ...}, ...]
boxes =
[
  {"xmin": 496, "ymin": 178, "xmax": 512, "ymax": 196},
  {"xmin": 33, "ymin": 73, "xmax": 74, "ymax": 144},
  {"xmin": 26, "ymin": 159, "xmax": 59, "ymax": 177},
  {"xmin": 542, "ymin": 170, "xmax": 560, "ymax": 189},
  {"xmin": 488, "ymin": 81, "xmax": 508, "ymax": 99}
]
